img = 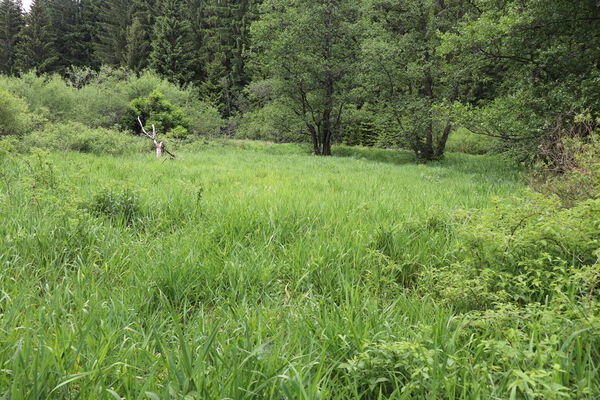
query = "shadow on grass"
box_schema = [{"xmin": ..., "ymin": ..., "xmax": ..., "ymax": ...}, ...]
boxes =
[{"xmin": 333, "ymin": 145, "xmax": 523, "ymax": 181}]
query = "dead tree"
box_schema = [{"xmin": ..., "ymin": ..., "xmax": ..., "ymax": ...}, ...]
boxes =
[{"xmin": 138, "ymin": 116, "xmax": 176, "ymax": 159}]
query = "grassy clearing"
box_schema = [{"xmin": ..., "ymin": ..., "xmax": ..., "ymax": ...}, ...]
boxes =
[{"xmin": 0, "ymin": 143, "xmax": 598, "ymax": 399}]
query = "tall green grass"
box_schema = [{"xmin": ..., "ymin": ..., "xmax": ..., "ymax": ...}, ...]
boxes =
[{"xmin": 0, "ymin": 143, "xmax": 597, "ymax": 399}]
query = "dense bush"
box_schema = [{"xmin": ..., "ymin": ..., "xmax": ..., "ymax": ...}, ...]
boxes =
[
  {"xmin": 235, "ymin": 101, "xmax": 305, "ymax": 143},
  {"xmin": 0, "ymin": 69, "xmax": 224, "ymax": 134},
  {"xmin": 419, "ymin": 193, "xmax": 600, "ymax": 309},
  {"xmin": 123, "ymin": 90, "xmax": 191, "ymax": 138},
  {"xmin": 20, "ymin": 122, "xmax": 148, "ymax": 155},
  {"xmin": 445, "ymin": 127, "xmax": 496, "ymax": 155},
  {"xmin": 0, "ymin": 89, "xmax": 35, "ymax": 136},
  {"xmin": 529, "ymin": 111, "xmax": 600, "ymax": 206},
  {"xmin": 89, "ymin": 188, "xmax": 143, "ymax": 224}
]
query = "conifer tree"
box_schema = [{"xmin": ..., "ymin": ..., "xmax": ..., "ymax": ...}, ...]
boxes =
[
  {"xmin": 0, "ymin": 0, "xmax": 24, "ymax": 74},
  {"xmin": 94, "ymin": 0, "xmax": 131, "ymax": 66},
  {"xmin": 149, "ymin": 0, "xmax": 195, "ymax": 86},
  {"xmin": 125, "ymin": 17, "xmax": 148, "ymax": 72},
  {"xmin": 125, "ymin": 0, "xmax": 157, "ymax": 72},
  {"xmin": 190, "ymin": 0, "xmax": 258, "ymax": 115},
  {"xmin": 15, "ymin": 0, "xmax": 58, "ymax": 73},
  {"xmin": 47, "ymin": 0, "xmax": 89, "ymax": 70}
]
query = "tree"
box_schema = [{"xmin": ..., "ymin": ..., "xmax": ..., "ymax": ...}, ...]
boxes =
[
  {"xmin": 361, "ymin": 0, "xmax": 468, "ymax": 161},
  {"xmin": 93, "ymin": 0, "xmax": 131, "ymax": 66},
  {"xmin": 439, "ymin": 0, "xmax": 600, "ymax": 163},
  {"xmin": 15, "ymin": 0, "xmax": 58, "ymax": 73},
  {"xmin": 149, "ymin": 0, "xmax": 195, "ymax": 86},
  {"xmin": 251, "ymin": 0, "xmax": 359, "ymax": 156},
  {"xmin": 125, "ymin": 0, "xmax": 157, "ymax": 72},
  {"xmin": 188, "ymin": 0, "xmax": 258, "ymax": 116},
  {"xmin": 0, "ymin": 0, "xmax": 24, "ymax": 74},
  {"xmin": 47, "ymin": 0, "xmax": 90, "ymax": 70}
]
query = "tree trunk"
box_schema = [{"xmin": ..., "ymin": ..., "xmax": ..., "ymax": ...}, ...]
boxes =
[{"xmin": 308, "ymin": 124, "xmax": 320, "ymax": 155}]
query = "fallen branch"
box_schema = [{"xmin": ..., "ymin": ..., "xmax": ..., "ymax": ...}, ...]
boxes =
[{"xmin": 137, "ymin": 116, "xmax": 176, "ymax": 159}]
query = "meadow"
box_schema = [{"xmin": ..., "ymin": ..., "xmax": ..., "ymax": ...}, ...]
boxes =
[{"xmin": 0, "ymin": 142, "xmax": 598, "ymax": 399}]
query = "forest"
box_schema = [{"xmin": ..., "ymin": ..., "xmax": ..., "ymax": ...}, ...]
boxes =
[{"xmin": 0, "ymin": 0, "xmax": 599, "ymax": 398}]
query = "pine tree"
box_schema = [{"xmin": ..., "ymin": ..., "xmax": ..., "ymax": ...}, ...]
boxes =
[
  {"xmin": 125, "ymin": 17, "xmax": 148, "ymax": 72},
  {"xmin": 94, "ymin": 0, "xmax": 131, "ymax": 66},
  {"xmin": 149, "ymin": 0, "xmax": 195, "ymax": 86},
  {"xmin": 15, "ymin": 0, "xmax": 58, "ymax": 73},
  {"xmin": 0, "ymin": 0, "xmax": 24, "ymax": 74},
  {"xmin": 190, "ymin": 0, "xmax": 258, "ymax": 115},
  {"xmin": 124, "ymin": 0, "xmax": 157, "ymax": 72},
  {"xmin": 47, "ymin": 0, "xmax": 89, "ymax": 70}
]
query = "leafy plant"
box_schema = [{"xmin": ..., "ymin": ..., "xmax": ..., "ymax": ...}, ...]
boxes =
[
  {"xmin": 89, "ymin": 188, "xmax": 143, "ymax": 224},
  {"xmin": 0, "ymin": 89, "xmax": 34, "ymax": 136},
  {"xmin": 123, "ymin": 90, "xmax": 192, "ymax": 138}
]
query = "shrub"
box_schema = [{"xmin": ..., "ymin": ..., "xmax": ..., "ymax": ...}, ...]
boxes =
[
  {"xmin": 89, "ymin": 188, "xmax": 143, "ymax": 224},
  {"xmin": 529, "ymin": 111, "xmax": 600, "ymax": 205},
  {"xmin": 235, "ymin": 101, "xmax": 305, "ymax": 143},
  {"xmin": 0, "ymin": 70, "xmax": 224, "ymax": 134},
  {"xmin": 342, "ymin": 339, "xmax": 443, "ymax": 397},
  {"xmin": 123, "ymin": 90, "xmax": 192, "ymax": 138},
  {"xmin": 420, "ymin": 193, "xmax": 600, "ymax": 309},
  {"xmin": 0, "ymin": 89, "xmax": 34, "ymax": 136},
  {"xmin": 22, "ymin": 122, "xmax": 148, "ymax": 155},
  {"xmin": 445, "ymin": 127, "xmax": 496, "ymax": 155}
]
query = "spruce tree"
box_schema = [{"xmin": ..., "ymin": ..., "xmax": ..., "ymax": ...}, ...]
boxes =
[
  {"xmin": 190, "ymin": 0, "xmax": 258, "ymax": 115},
  {"xmin": 125, "ymin": 17, "xmax": 148, "ymax": 72},
  {"xmin": 0, "ymin": 0, "xmax": 24, "ymax": 74},
  {"xmin": 149, "ymin": 0, "xmax": 195, "ymax": 86},
  {"xmin": 94, "ymin": 0, "xmax": 131, "ymax": 66},
  {"xmin": 125, "ymin": 0, "xmax": 157, "ymax": 72},
  {"xmin": 47, "ymin": 0, "xmax": 89, "ymax": 70},
  {"xmin": 15, "ymin": 0, "xmax": 58, "ymax": 73}
]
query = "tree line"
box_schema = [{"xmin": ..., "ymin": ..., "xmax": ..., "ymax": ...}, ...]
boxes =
[{"xmin": 1, "ymin": 0, "xmax": 598, "ymax": 160}]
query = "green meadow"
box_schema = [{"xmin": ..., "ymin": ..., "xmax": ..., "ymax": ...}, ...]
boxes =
[{"xmin": 1, "ymin": 143, "xmax": 598, "ymax": 399}]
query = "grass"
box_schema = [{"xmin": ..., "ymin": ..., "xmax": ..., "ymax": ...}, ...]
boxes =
[{"xmin": 0, "ymin": 142, "xmax": 598, "ymax": 399}]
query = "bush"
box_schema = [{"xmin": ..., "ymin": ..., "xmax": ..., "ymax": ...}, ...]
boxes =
[
  {"xmin": 89, "ymin": 188, "xmax": 143, "ymax": 224},
  {"xmin": 420, "ymin": 193, "xmax": 600, "ymax": 309},
  {"xmin": 123, "ymin": 90, "xmax": 192, "ymax": 138},
  {"xmin": 235, "ymin": 101, "xmax": 305, "ymax": 143},
  {"xmin": 529, "ymin": 111, "xmax": 600, "ymax": 206},
  {"xmin": 445, "ymin": 127, "xmax": 496, "ymax": 155},
  {"xmin": 21, "ymin": 122, "xmax": 148, "ymax": 155},
  {"xmin": 0, "ymin": 69, "xmax": 224, "ymax": 134},
  {"xmin": 342, "ymin": 340, "xmax": 440, "ymax": 397},
  {"xmin": 0, "ymin": 89, "xmax": 35, "ymax": 136}
]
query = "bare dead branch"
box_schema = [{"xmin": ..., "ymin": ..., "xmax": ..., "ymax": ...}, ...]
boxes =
[{"xmin": 137, "ymin": 116, "xmax": 176, "ymax": 160}]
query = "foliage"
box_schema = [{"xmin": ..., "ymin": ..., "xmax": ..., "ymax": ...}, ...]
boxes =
[
  {"xmin": 360, "ymin": 0, "xmax": 469, "ymax": 160},
  {"xmin": 445, "ymin": 127, "xmax": 496, "ymax": 155},
  {"xmin": 440, "ymin": 0, "xmax": 600, "ymax": 161},
  {"xmin": 251, "ymin": 0, "xmax": 359, "ymax": 155},
  {"xmin": 235, "ymin": 101, "xmax": 305, "ymax": 143},
  {"xmin": 89, "ymin": 187, "xmax": 142, "ymax": 224},
  {"xmin": 14, "ymin": 0, "xmax": 59, "ymax": 74},
  {"xmin": 124, "ymin": 90, "xmax": 191, "ymax": 138},
  {"xmin": 0, "ymin": 70, "xmax": 224, "ymax": 134},
  {"xmin": 0, "ymin": 88, "xmax": 34, "ymax": 136},
  {"xmin": 0, "ymin": 0, "xmax": 24, "ymax": 74},
  {"xmin": 149, "ymin": 0, "xmax": 195, "ymax": 86},
  {"xmin": 20, "ymin": 121, "xmax": 148, "ymax": 155},
  {"xmin": 421, "ymin": 193, "xmax": 600, "ymax": 309},
  {"xmin": 341, "ymin": 105, "xmax": 381, "ymax": 147},
  {"xmin": 529, "ymin": 111, "xmax": 600, "ymax": 205}
]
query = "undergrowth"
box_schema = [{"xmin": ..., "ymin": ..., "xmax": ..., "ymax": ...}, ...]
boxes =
[{"xmin": 0, "ymin": 143, "xmax": 597, "ymax": 399}]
